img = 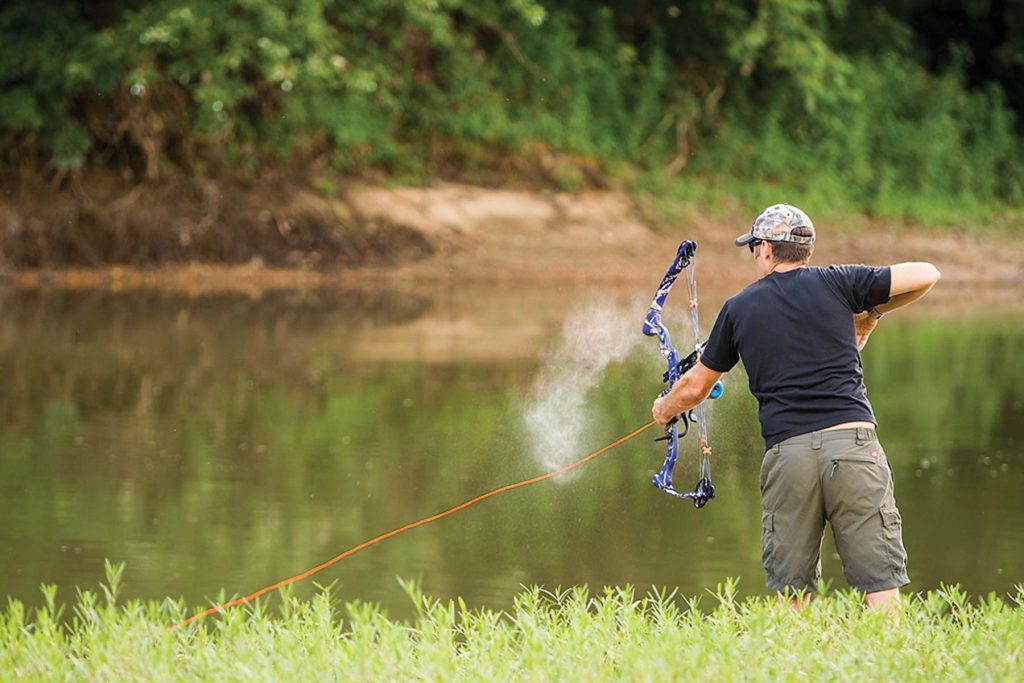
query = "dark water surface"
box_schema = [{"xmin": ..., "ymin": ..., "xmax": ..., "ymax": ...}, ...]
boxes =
[{"xmin": 2, "ymin": 286, "xmax": 1022, "ymax": 618}]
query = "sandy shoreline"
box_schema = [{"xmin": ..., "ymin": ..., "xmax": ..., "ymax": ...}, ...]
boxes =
[{"xmin": 3, "ymin": 183, "xmax": 1022, "ymax": 295}]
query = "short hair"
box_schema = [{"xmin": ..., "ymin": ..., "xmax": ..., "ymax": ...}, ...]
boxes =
[{"xmin": 770, "ymin": 227, "xmax": 814, "ymax": 264}]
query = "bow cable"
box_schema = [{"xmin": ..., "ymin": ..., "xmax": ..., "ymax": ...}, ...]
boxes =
[{"xmin": 686, "ymin": 251, "xmax": 714, "ymax": 489}]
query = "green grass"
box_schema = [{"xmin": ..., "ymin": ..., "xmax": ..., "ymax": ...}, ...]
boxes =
[
  {"xmin": 632, "ymin": 172, "xmax": 1024, "ymax": 237},
  {"xmin": 3, "ymin": 563, "xmax": 1023, "ymax": 681}
]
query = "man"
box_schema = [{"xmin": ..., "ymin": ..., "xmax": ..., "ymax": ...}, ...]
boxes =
[{"xmin": 651, "ymin": 204, "xmax": 940, "ymax": 608}]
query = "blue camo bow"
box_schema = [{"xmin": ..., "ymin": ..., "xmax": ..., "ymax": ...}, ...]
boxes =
[{"xmin": 642, "ymin": 240, "xmax": 723, "ymax": 508}]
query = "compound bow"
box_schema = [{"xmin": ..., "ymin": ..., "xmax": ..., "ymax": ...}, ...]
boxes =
[{"xmin": 642, "ymin": 240, "xmax": 723, "ymax": 507}]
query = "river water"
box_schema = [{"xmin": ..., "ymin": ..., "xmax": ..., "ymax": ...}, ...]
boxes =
[{"xmin": 1, "ymin": 284, "xmax": 1022, "ymax": 617}]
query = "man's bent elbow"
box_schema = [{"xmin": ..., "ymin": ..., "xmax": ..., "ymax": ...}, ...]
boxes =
[{"xmin": 890, "ymin": 261, "xmax": 941, "ymax": 295}]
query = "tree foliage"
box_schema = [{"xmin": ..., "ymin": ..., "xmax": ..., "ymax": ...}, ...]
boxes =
[{"xmin": 1, "ymin": 0, "xmax": 1023, "ymax": 211}]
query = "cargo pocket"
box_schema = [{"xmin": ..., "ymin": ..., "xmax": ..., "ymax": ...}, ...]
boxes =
[
  {"xmin": 880, "ymin": 506, "xmax": 907, "ymax": 576},
  {"xmin": 761, "ymin": 511, "xmax": 776, "ymax": 576},
  {"xmin": 828, "ymin": 451, "xmax": 880, "ymax": 480}
]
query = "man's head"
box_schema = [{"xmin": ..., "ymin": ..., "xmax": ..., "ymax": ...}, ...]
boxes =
[{"xmin": 735, "ymin": 204, "xmax": 815, "ymax": 272}]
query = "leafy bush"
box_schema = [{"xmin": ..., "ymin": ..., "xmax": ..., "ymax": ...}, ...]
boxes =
[{"xmin": 0, "ymin": 0, "xmax": 1022, "ymax": 222}]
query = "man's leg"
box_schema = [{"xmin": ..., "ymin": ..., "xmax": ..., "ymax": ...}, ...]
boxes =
[
  {"xmin": 865, "ymin": 587, "xmax": 900, "ymax": 610},
  {"xmin": 777, "ymin": 591, "xmax": 811, "ymax": 612},
  {"xmin": 823, "ymin": 429, "xmax": 910, "ymax": 600},
  {"xmin": 760, "ymin": 434, "xmax": 826, "ymax": 599}
]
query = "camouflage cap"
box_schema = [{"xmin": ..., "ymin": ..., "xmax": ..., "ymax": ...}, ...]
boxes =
[{"xmin": 734, "ymin": 204, "xmax": 816, "ymax": 247}]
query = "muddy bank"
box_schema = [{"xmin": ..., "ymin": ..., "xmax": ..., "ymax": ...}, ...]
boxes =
[
  {"xmin": 2, "ymin": 175, "xmax": 1023, "ymax": 291},
  {"xmin": 0, "ymin": 172, "xmax": 433, "ymax": 270}
]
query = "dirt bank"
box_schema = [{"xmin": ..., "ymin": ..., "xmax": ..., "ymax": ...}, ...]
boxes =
[{"xmin": 3, "ymin": 176, "xmax": 1023, "ymax": 292}]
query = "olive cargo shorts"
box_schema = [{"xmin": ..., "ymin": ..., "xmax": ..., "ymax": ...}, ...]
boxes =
[{"xmin": 759, "ymin": 427, "xmax": 910, "ymax": 594}]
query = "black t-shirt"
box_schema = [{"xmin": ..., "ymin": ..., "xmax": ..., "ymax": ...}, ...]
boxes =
[{"xmin": 700, "ymin": 265, "xmax": 891, "ymax": 449}]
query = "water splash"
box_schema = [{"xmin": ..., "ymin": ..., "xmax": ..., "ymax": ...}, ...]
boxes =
[{"xmin": 523, "ymin": 303, "xmax": 641, "ymax": 479}]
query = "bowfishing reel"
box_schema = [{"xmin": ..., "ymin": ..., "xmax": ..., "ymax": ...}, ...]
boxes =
[
  {"xmin": 662, "ymin": 346, "xmax": 725, "ymax": 399},
  {"xmin": 659, "ymin": 346, "xmax": 724, "ymax": 441}
]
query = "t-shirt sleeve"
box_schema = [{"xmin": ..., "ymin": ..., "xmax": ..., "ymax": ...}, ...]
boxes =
[
  {"xmin": 699, "ymin": 301, "xmax": 738, "ymax": 373},
  {"xmin": 823, "ymin": 264, "xmax": 892, "ymax": 312}
]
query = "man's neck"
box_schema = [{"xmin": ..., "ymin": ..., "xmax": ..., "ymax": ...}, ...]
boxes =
[{"xmin": 768, "ymin": 261, "xmax": 806, "ymax": 274}]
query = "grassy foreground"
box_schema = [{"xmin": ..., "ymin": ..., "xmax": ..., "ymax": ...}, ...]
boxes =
[{"xmin": 3, "ymin": 567, "xmax": 1023, "ymax": 682}]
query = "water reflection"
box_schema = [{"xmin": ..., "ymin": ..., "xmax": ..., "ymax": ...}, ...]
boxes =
[{"xmin": 0, "ymin": 287, "xmax": 1021, "ymax": 619}]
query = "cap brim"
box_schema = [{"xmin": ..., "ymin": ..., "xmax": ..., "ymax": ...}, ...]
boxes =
[{"xmin": 734, "ymin": 232, "xmax": 756, "ymax": 247}]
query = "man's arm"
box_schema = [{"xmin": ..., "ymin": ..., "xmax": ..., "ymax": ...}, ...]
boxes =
[
  {"xmin": 877, "ymin": 262, "xmax": 941, "ymax": 313},
  {"xmin": 853, "ymin": 262, "xmax": 940, "ymax": 351},
  {"xmin": 652, "ymin": 360, "xmax": 723, "ymax": 425}
]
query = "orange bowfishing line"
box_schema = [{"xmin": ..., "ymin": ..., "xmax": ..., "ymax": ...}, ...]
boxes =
[{"xmin": 169, "ymin": 420, "xmax": 657, "ymax": 631}]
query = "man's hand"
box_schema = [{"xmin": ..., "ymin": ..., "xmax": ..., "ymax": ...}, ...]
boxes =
[
  {"xmin": 853, "ymin": 311, "xmax": 879, "ymax": 351},
  {"xmin": 652, "ymin": 395, "xmax": 679, "ymax": 425},
  {"xmin": 651, "ymin": 393, "xmax": 684, "ymax": 423}
]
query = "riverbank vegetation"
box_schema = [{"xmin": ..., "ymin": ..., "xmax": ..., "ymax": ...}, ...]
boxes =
[
  {"xmin": 2, "ymin": 566, "xmax": 1022, "ymax": 680},
  {"xmin": 2, "ymin": 1, "xmax": 1024, "ymax": 268}
]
